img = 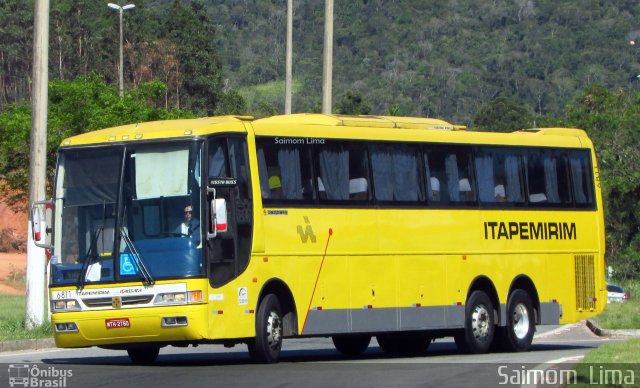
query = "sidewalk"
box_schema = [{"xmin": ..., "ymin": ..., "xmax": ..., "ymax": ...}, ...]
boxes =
[{"xmin": 0, "ymin": 337, "xmax": 55, "ymax": 353}]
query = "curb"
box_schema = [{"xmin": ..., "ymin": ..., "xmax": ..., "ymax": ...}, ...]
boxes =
[
  {"xmin": 0, "ymin": 338, "xmax": 56, "ymax": 353},
  {"xmin": 586, "ymin": 319, "xmax": 640, "ymax": 338}
]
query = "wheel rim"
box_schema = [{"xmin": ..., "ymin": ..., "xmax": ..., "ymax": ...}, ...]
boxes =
[
  {"xmin": 265, "ymin": 310, "xmax": 282, "ymax": 350},
  {"xmin": 512, "ymin": 303, "xmax": 530, "ymax": 340},
  {"xmin": 471, "ymin": 303, "xmax": 491, "ymax": 343}
]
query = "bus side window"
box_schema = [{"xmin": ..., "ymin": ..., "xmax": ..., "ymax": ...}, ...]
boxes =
[
  {"xmin": 475, "ymin": 149, "xmax": 496, "ymax": 204},
  {"xmin": 318, "ymin": 143, "xmax": 350, "ymax": 201},
  {"xmin": 476, "ymin": 147, "xmax": 524, "ymax": 205},
  {"xmin": 569, "ymin": 150, "xmax": 595, "ymax": 206},
  {"xmin": 316, "ymin": 141, "xmax": 371, "ymax": 203},
  {"xmin": 539, "ymin": 151, "xmax": 571, "ymax": 205},
  {"xmin": 257, "ymin": 139, "xmax": 314, "ymax": 202},
  {"xmin": 503, "ymin": 153, "xmax": 525, "ymax": 204},
  {"xmin": 426, "ymin": 147, "xmax": 476, "ymax": 204},
  {"xmin": 424, "ymin": 150, "xmax": 447, "ymax": 203},
  {"xmin": 371, "ymin": 143, "xmax": 421, "ymax": 202}
]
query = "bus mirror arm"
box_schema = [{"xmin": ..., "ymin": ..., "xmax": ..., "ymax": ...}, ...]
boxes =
[{"xmin": 31, "ymin": 199, "xmax": 53, "ymax": 249}]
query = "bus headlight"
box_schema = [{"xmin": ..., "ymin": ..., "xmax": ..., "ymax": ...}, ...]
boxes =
[
  {"xmin": 154, "ymin": 291, "xmax": 203, "ymax": 305},
  {"xmin": 52, "ymin": 299, "xmax": 81, "ymax": 312}
]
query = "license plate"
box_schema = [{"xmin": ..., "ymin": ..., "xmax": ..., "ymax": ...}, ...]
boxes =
[{"xmin": 105, "ymin": 318, "xmax": 130, "ymax": 329}]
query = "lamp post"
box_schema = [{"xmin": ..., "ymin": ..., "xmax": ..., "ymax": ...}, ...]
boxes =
[
  {"xmin": 107, "ymin": 3, "xmax": 135, "ymax": 97},
  {"xmin": 322, "ymin": 0, "xmax": 333, "ymax": 114},
  {"xmin": 285, "ymin": 0, "xmax": 293, "ymax": 114}
]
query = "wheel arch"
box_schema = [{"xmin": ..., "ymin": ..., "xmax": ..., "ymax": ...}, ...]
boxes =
[
  {"xmin": 466, "ymin": 275, "xmax": 500, "ymax": 324},
  {"xmin": 257, "ymin": 278, "xmax": 298, "ymax": 337},
  {"xmin": 508, "ymin": 275, "xmax": 541, "ymax": 324}
]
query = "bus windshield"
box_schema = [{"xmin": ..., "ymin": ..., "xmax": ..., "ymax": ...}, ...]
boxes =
[{"xmin": 51, "ymin": 142, "xmax": 204, "ymax": 286}]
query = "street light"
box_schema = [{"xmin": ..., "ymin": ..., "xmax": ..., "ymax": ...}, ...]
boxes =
[
  {"xmin": 627, "ymin": 30, "xmax": 640, "ymax": 45},
  {"xmin": 107, "ymin": 3, "xmax": 135, "ymax": 97},
  {"xmin": 626, "ymin": 31, "xmax": 640, "ymax": 82}
]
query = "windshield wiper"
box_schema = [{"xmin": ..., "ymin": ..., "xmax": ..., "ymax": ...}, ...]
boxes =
[
  {"xmin": 76, "ymin": 225, "xmax": 103, "ymax": 290},
  {"xmin": 120, "ymin": 227, "xmax": 154, "ymax": 285}
]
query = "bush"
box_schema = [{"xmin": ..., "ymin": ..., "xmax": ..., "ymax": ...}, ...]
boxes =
[{"xmin": 0, "ymin": 229, "xmax": 26, "ymax": 253}]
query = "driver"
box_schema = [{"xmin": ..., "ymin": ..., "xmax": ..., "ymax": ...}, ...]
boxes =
[{"xmin": 175, "ymin": 205, "xmax": 200, "ymax": 243}]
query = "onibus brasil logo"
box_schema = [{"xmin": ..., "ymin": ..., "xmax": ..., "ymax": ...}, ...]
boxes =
[{"xmin": 8, "ymin": 364, "xmax": 73, "ymax": 387}]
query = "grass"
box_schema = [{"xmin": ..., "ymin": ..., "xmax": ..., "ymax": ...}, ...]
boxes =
[
  {"xmin": 237, "ymin": 79, "xmax": 303, "ymax": 113},
  {"xmin": 0, "ymin": 294, "xmax": 52, "ymax": 341},
  {"xmin": 571, "ymin": 340, "xmax": 640, "ymax": 387},
  {"xmin": 569, "ymin": 280, "xmax": 640, "ymax": 386},
  {"xmin": 591, "ymin": 280, "xmax": 640, "ymax": 330},
  {"xmin": 6, "ymin": 262, "xmax": 26, "ymax": 288}
]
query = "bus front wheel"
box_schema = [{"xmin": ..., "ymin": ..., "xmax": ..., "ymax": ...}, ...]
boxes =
[
  {"xmin": 497, "ymin": 289, "xmax": 535, "ymax": 352},
  {"xmin": 248, "ymin": 294, "xmax": 283, "ymax": 363},
  {"xmin": 458, "ymin": 290, "xmax": 495, "ymax": 354}
]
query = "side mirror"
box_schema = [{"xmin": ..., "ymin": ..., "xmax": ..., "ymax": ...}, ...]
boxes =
[
  {"xmin": 207, "ymin": 177, "xmax": 235, "ymax": 239},
  {"xmin": 31, "ymin": 206, "xmax": 42, "ymax": 241},
  {"xmin": 31, "ymin": 200, "xmax": 53, "ymax": 248},
  {"xmin": 208, "ymin": 197, "xmax": 228, "ymax": 239}
]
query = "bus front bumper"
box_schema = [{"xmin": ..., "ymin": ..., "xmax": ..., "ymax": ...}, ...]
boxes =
[{"xmin": 51, "ymin": 304, "xmax": 209, "ymax": 348}]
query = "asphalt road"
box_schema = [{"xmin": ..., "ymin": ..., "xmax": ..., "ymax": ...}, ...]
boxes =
[{"xmin": 0, "ymin": 322, "xmax": 617, "ymax": 388}]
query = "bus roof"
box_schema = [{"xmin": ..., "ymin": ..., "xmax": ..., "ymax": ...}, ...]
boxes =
[
  {"xmin": 59, "ymin": 113, "xmax": 591, "ymax": 149},
  {"xmin": 252, "ymin": 114, "xmax": 591, "ymax": 148},
  {"xmin": 253, "ymin": 113, "xmax": 463, "ymax": 130},
  {"xmin": 59, "ymin": 116, "xmax": 251, "ymax": 147}
]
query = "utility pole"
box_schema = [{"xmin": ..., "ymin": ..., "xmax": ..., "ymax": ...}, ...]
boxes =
[
  {"xmin": 285, "ymin": 0, "xmax": 293, "ymax": 114},
  {"xmin": 26, "ymin": 0, "xmax": 50, "ymax": 329},
  {"xmin": 108, "ymin": 3, "xmax": 135, "ymax": 97},
  {"xmin": 322, "ymin": 0, "xmax": 333, "ymax": 114}
]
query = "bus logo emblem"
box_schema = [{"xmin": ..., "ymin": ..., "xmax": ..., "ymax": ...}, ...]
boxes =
[
  {"xmin": 112, "ymin": 297, "xmax": 122, "ymax": 309},
  {"xmin": 297, "ymin": 217, "xmax": 316, "ymax": 243}
]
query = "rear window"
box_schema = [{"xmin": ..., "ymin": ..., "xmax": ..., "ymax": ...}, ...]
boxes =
[{"xmin": 607, "ymin": 285, "xmax": 623, "ymax": 293}]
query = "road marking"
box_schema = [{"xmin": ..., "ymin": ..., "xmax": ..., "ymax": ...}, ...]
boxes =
[
  {"xmin": 520, "ymin": 355, "xmax": 584, "ymax": 388},
  {"xmin": 534, "ymin": 322, "xmax": 584, "ymax": 339},
  {"xmin": 0, "ymin": 348, "xmax": 65, "ymax": 358}
]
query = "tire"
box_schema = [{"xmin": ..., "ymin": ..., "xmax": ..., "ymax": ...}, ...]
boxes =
[
  {"xmin": 127, "ymin": 347, "xmax": 160, "ymax": 364},
  {"xmin": 376, "ymin": 332, "xmax": 432, "ymax": 355},
  {"xmin": 332, "ymin": 335, "xmax": 371, "ymax": 356},
  {"xmin": 459, "ymin": 290, "xmax": 495, "ymax": 354},
  {"xmin": 498, "ymin": 289, "xmax": 535, "ymax": 352},
  {"xmin": 248, "ymin": 294, "xmax": 283, "ymax": 363}
]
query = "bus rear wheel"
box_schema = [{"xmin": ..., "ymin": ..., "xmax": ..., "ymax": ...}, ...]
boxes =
[
  {"xmin": 458, "ymin": 290, "xmax": 495, "ymax": 354},
  {"xmin": 497, "ymin": 289, "xmax": 535, "ymax": 352},
  {"xmin": 127, "ymin": 346, "xmax": 160, "ymax": 364},
  {"xmin": 248, "ymin": 294, "xmax": 283, "ymax": 363},
  {"xmin": 376, "ymin": 332, "xmax": 432, "ymax": 355},
  {"xmin": 332, "ymin": 335, "xmax": 371, "ymax": 356}
]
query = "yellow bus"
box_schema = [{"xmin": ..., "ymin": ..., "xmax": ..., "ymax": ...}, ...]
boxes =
[{"xmin": 35, "ymin": 113, "xmax": 605, "ymax": 364}]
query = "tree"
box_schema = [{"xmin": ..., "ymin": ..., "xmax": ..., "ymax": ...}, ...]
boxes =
[
  {"xmin": 562, "ymin": 85, "xmax": 640, "ymax": 279},
  {"xmin": 0, "ymin": 75, "xmax": 193, "ymax": 208},
  {"xmin": 163, "ymin": 0, "xmax": 223, "ymax": 115},
  {"xmin": 335, "ymin": 90, "xmax": 371, "ymax": 115},
  {"xmin": 215, "ymin": 90, "xmax": 247, "ymax": 115},
  {"xmin": 473, "ymin": 97, "xmax": 534, "ymax": 132},
  {"xmin": 0, "ymin": 0, "xmax": 34, "ymax": 104}
]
